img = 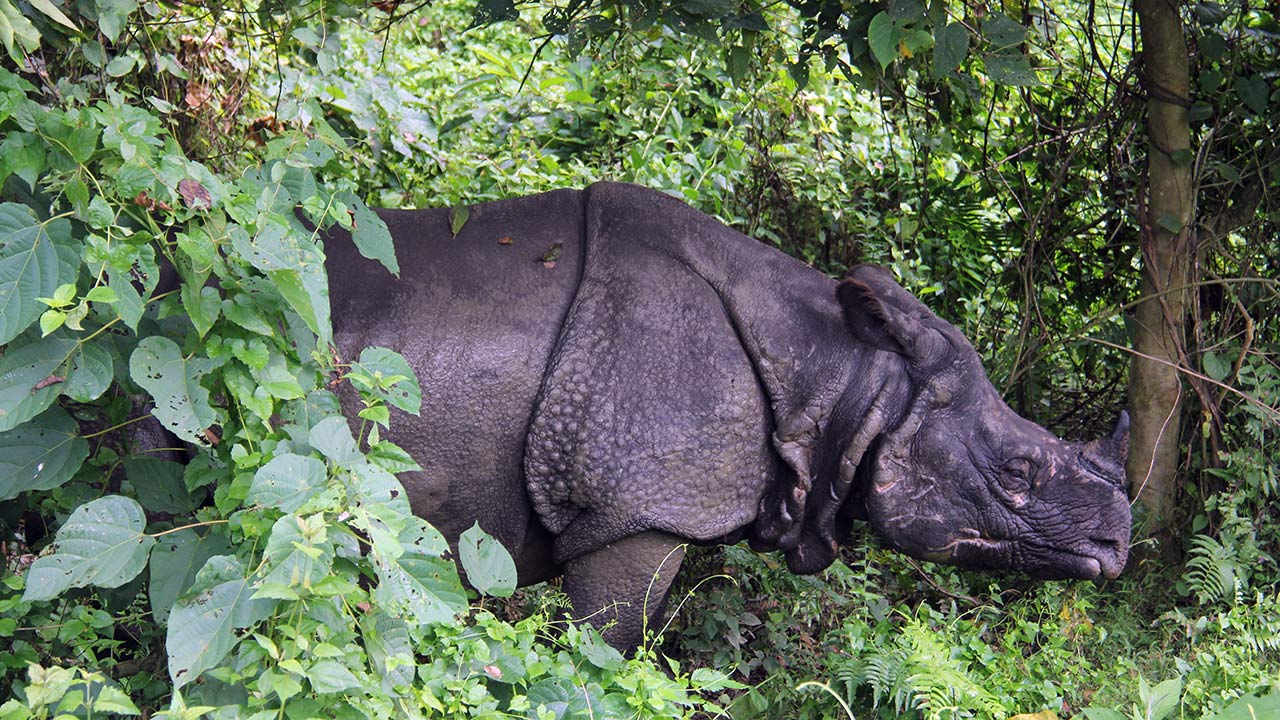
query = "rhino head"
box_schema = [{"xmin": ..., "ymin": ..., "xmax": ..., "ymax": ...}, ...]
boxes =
[{"xmin": 837, "ymin": 266, "xmax": 1131, "ymax": 580}]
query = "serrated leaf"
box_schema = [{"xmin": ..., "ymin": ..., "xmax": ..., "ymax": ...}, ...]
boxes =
[
  {"xmin": 0, "ymin": 335, "xmax": 76, "ymax": 433},
  {"xmin": 351, "ymin": 347, "xmax": 422, "ymax": 415},
  {"xmin": 351, "ymin": 200, "xmax": 399, "ymax": 277},
  {"xmin": 0, "ymin": 407, "xmax": 88, "ymax": 501},
  {"xmin": 458, "ymin": 522, "xmax": 517, "ymax": 597},
  {"xmin": 247, "ymin": 453, "xmax": 327, "ymax": 512},
  {"xmin": 0, "ymin": 204, "xmax": 65, "ymax": 345},
  {"xmin": 149, "ymin": 529, "xmax": 233, "ymax": 625},
  {"xmin": 129, "ymin": 336, "xmax": 217, "ymax": 445},
  {"xmin": 22, "ymin": 495, "xmax": 155, "ymax": 602},
  {"xmin": 933, "ymin": 23, "xmax": 969, "ymax": 76},
  {"xmin": 167, "ymin": 555, "xmax": 276, "ymax": 688}
]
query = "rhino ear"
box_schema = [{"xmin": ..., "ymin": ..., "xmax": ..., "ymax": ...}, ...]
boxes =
[{"xmin": 837, "ymin": 265, "xmax": 950, "ymax": 366}]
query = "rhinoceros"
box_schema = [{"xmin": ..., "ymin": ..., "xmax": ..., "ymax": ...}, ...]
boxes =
[{"xmin": 318, "ymin": 182, "xmax": 1131, "ymax": 648}]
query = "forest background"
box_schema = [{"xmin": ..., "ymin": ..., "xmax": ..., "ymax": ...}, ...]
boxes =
[{"xmin": 0, "ymin": 0, "xmax": 1277, "ymax": 718}]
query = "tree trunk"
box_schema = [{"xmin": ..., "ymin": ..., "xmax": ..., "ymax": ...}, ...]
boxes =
[{"xmin": 1129, "ymin": 0, "xmax": 1194, "ymax": 534}]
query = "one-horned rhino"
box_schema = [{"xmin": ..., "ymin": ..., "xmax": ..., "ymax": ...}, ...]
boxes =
[{"xmin": 320, "ymin": 182, "xmax": 1130, "ymax": 649}]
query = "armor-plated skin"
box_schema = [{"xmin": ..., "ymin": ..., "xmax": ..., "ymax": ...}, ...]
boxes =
[{"xmin": 323, "ymin": 182, "xmax": 1132, "ymax": 649}]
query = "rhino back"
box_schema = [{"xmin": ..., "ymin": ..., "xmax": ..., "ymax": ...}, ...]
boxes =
[{"xmin": 325, "ymin": 188, "xmax": 585, "ymax": 575}]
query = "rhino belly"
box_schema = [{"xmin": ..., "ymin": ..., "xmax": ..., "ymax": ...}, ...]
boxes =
[{"xmin": 325, "ymin": 189, "xmax": 585, "ymax": 577}]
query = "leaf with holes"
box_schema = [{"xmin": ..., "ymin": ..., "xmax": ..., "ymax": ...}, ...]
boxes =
[
  {"xmin": 0, "ymin": 335, "xmax": 75, "ymax": 433},
  {"xmin": 373, "ymin": 518, "xmax": 467, "ymax": 625},
  {"xmin": 22, "ymin": 495, "xmax": 155, "ymax": 602},
  {"xmin": 247, "ymin": 453, "xmax": 327, "ymax": 512},
  {"xmin": 933, "ymin": 23, "xmax": 969, "ymax": 77},
  {"xmin": 167, "ymin": 555, "xmax": 277, "ymax": 688},
  {"xmin": 149, "ymin": 529, "xmax": 232, "ymax": 625},
  {"xmin": 0, "ymin": 406, "xmax": 87, "ymax": 501},
  {"xmin": 129, "ymin": 336, "xmax": 217, "ymax": 445},
  {"xmin": 231, "ymin": 220, "xmax": 331, "ymax": 346}
]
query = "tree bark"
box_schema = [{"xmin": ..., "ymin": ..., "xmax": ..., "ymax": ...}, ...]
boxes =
[{"xmin": 1130, "ymin": 0, "xmax": 1194, "ymax": 533}]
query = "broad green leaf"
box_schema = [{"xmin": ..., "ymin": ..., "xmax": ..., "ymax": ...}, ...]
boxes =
[
  {"xmin": 1156, "ymin": 213, "xmax": 1185, "ymax": 234},
  {"xmin": 372, "ymin": 518, "xmax": 467, "ymax": 625},
  {"xmin": 1206, "ymin": 691, "xmax": 1280, "ymax": 720},
  {"xmin": 309, "ymin": 416, "xmax": 360, "ymax": 464},
  {"xmin": 231, "ymin": 221, "xmax": 331, "ymax": 346},
  {"xmin": 149, "ymin": 529, "xmax": 233, "ymax": 625},
  {"xmin": 361, "ymin": 610, "xmax": 415, "ymax": 694},
  {"xmin": 351, "ymin": 347, "xmax": 421, "ymax": 415},
  {"xmin": 351, "ymin": 199, "xmax": 399, "ymax": 277},
  {"xmin": 1236, "ymin": 74, "xmax": 1269, "ymax": 116},
  {"xmin": 22, "ymin": 495, "xmax": 155, "ymax": 602},
  {"xmin": 867, "ymin": 12, "xmax": 899, "ymax": 71},
  {"xmin": 888, "ymin": 0, "xmax": 923, "ymax": 21},
  {"xmin": 247, "ymin": 453, "xmax": 327, "ymax": 512},
  {"xmin": 1142, "ymin": 677, "xmax": 1182, "ymax": 720},
  {"xmin": 306, "ymin": 660, "xmax": 360, "ymax": 694},
  {"xmin": 63, "ymin": 339, "xmax": 114, "ymax": 403},
  {"xmin": 985, "ymin": 53, "xmax": 1039, "ymax": 86},
  {"xmin": 181, "ymin": 284, "xmax": 220, "ymax": 339},
  {"xmin": 449, "ymin": 204, "xmax": 469, "ymax": 236},
  {"xmin": 167, "ymin": 555, "xmax": 276, "ymax": 688},
  {"xmin": 124, "ymin": 457, "xmax": 202, "ymax": 513},
  {"xmin": 28, "ymin": 0, "xmax": 79, "ymax": 32},
  {"xmin": 0, "ymin": 204, "xmax": 64, "ymax": 345},
  {"xmin": 983, "ymin": 12, "xmax": 1026, "ymax": 49},
  {"xmin": 259, "ymin": 515, "xmax": 334, "ymax": 593},
  {"xmin": 0, "ymin": 335, "xmax": 75, "ymax": 433},
  {"xmin": 0, "ymin": 407, "xmax": 87, "ymax": 501},
  {"xmin": 933, "ymin": 23, "xmax": 969, "ymax": 77},
  {"xmin": 458, "ymin": 522, "xmax": 517, "ymax": 597},
  {"xmin": 129, "ymin": 336, "xmax": 217, "ymax": 445}
]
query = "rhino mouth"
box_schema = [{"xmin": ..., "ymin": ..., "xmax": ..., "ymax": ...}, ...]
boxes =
[{"xmin": 932, "ymin": 534, "xmax": 1127, "ymax": 580}]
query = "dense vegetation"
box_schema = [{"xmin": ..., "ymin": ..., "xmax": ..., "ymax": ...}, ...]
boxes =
[{"xmin": 0, "ymin": 0, "xmax": 1276, "ymax": 718}]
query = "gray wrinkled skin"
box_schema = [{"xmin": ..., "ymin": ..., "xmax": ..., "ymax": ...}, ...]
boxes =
[{"xmin": 321, "ymin": 182, "xmax": 1131, "ymax": 649}]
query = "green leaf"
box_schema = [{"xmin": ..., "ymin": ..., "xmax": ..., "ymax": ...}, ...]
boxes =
[
  {"xmin": 260, "ymin": 515, "xmax": 334, "ymax": 591},
  {"xmin": 1206, "ymin": 692, "xmax": 1280, "ymax": 720},
  {"xmin": 1156, "ymin": 213, "xmax": 1184, "ymax": 234},
  {"xmin": 181, "ymin": 284, "xmax": 220, "ymax": 339},
  {"xmin": 309, "ymin": 416, "xmax": 360, "ymax": 464},
  {"xmin": 1202, "ymin": 351, "xmax": 1229, "ymax": 381},
  {"xmin": 231, "ymin": 221, "xmax": 331, "ymax": 347},
  {"xmin": 28, "ymin": 0, "xmax": 79, "ymax": 31},
  {"xmin": 361, "ymin": 610, "xmax": 415, "ymax": 694},
  {"xmin": 124, "ymin": 457, "xmax": 202, "ymax": 513},
  {"xmin": 351, "ymin": 200, "xmax": 399, "ymax": 277},
  {"xmin": 167, "ymin": 555, "xmax": 276, "ymax": 688},
  {"xmin": 306, "ymin": 660, "xmax": 360, "ymax": 694},
  {"xmin": 63, "ymin": 339, "xmax": 114, "ymax": 403},
  {"xmin": 458, "ymin": 522, "xmax": 517, "ymax": 597},
  {"xmin": 247, "ymin": 453, "xmax": 327, "ymax": 512},
  {"xmin": 1079, "ymin": 710, "xmax": 1127, "ymax": 720},
  {"xmin": 449, "ymin": 204, "xmax": 469, "ymax": 237},
  {"xmin": 22, "ymin": 495, "xmax": 156, "ymax": 602},
  {"xmin": 0, "ymin": 335, "xmax": 76, "ymax": 433},
  {"xmin": 867, "ymin": 12, "xmax": 899, "ymax": 71},
  {"xmin": 351, "ymin": 347, "xmax": 422, "ymax": 415},
  {"xmin": 372, "ymin": 519, "xmax": 467, "ymax": 625},
  {"xmin": 985, "ymin": 53, "xmax": 1039, "ymax": 86},
  {"xmin": 129, "ymin": 336, "xmax": 218, "ymax": 445},
  {"xmin": 1141, "ymin": 677, "xmax": 1182, "ymax": 720},
  {"xmin": 0, "ymin": 204, "xmax": 65, "ymax": 345},
  {"xmin": 0, "ymin": 407, "xmax": 88, "ymax": 501},
  {"xmin": 1236, "ymin": 74, "xmax": 1270, "ymax": 115},
  {"xmin": 983, "ymin": 12, "xmax": 1026, "ymax": 49},
  {"xmin": 149, "ymin": 528, "xmax": 232, "ymax": 625},
  {"xmin": 933, "ymin": 23, "xmax": 969, "ymax": 76}
]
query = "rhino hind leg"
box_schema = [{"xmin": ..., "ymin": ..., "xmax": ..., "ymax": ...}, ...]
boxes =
[{"xmin": 562, "ymin": 531, "xmax": 686, "ymax": 651}]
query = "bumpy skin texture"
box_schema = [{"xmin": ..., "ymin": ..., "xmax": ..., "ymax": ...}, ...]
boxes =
[{"xmin": 322, "ymin": 182, "xmax": 1132, "ymax": 649}]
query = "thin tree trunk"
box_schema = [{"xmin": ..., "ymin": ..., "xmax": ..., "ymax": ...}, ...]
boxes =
[{"xmin": 1130, "ymin": 0, "xmax": 1194, "ymax": 533}]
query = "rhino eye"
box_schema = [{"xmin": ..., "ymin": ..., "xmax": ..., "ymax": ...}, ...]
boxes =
[{"xmin": 998, "ymin": 458, "xmax": 1036, "ymax": 495}]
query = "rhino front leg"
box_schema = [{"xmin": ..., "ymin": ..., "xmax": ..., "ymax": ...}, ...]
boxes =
[{"xmin": 562, "ymin": 531, "xmax": 686, "ymax": 650}]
